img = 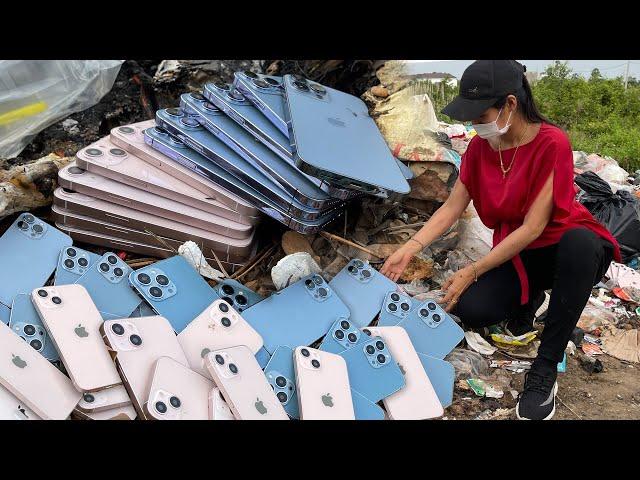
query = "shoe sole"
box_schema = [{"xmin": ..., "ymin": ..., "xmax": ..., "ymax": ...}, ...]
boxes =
[{"xmin": 515, "ymin": 382, "xmax": 558, "ymax": 420}]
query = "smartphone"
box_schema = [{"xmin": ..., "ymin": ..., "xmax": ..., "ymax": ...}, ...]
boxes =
[
  {"xmin": 0, "ymin": 320, "xmax": 81, "ymax": 420},
  {"xmin": 232, "ymin": 71, "xmax": 289, "ymax": 137},
  {"xmin": 54, "ymin": 245, "xmax": 101, "ymax": 286},
  {"xmin": 214, "ymin": 278, "xmax": 264, "ymax": 313},
  {"xmin": 417, "ymin": 353, "xmax": 455, "ymax": 409},
  {"xmin": 0, "ymin": 213, "xmax": 72, "ymax": 315},
  {"xmin": 263, "ymin": 345, "xmax": 299, "ymax": 419},
  {"xmin": 209, "ymin": 387, "xmax": 235, "ymax": 420},
  {"xmin": 101, "ymin": 316, "xmax": 189, "ymax": 419},
  {"xmin": 144, "ymin": 357, "xmax": 213, "ymax": 420},
  {"xmin": 336, "ymin": 331, "xmax": 405, "ymax": 404},
  {"xmin": 242, "ymin": 273, "xmax": 350, "ymax": 355},
  {"xmin": 350, "ymin": 389, "xmax": 385, "ymax": 420},
  {"xmin": 0, "ymin": 385, "xmax": 40, "ymax": 420},
  {"xmin": 329, "ymin": 259, "xmax": 398, "ymax": 328},
  {"xmin": 282, "ymin": 74, "xmax": 410, "ymax": 197},
  {"xmin": 377, "ymin": 290, "xmax": 418, "ymax": 326},
  {"xmin": 76, "ymin": 384, "xmax": 132, "ymax": 413},
  {"xmin": 72, "ymin": 404, "xmax": 137, "ymax": 421},
  {"xmin": 318, "ymin": 317, "xmax": 368, "ymax": 354},
  {"xmin": 144, "ymin": 126, "xmax": 343, "ymax": 235},
  {"xmin": 395, "ymin": 299, "xmax": 464, "ymax": 359},
  {"xmin": 293, "ymin": 346, "xmax": 354, "ymax": 420},
  {"xmin": 204, "ymin": 345, "xmax": 288, "ymax": 420},
  {"xmin": 58, "ymin": 162, "xmax": 253, "ymax": 240},
  {"xmin": 31, "ymin": 284, "xmax": 122, "ymax": 392},
  {"xmin": 177, "ymin": 298, "xmax": 263, "ymax": 378},
  {"xmin": 9, "ymin": 294, "xmax": 59, "ymax": 362},
  {"xmin": 111, "ymin": 120, "xmax": 259, "ymax": 218},
  {"xmin": 128, "ymin": 255, "xmax": 220, "ymax": 333},
  {"xmin": 74, "ymin": 251, "xmax": 142, "ymax": 319},
  {"xmin": 365, "ymin": 326, "xmax": 443, "ymax": 419}
]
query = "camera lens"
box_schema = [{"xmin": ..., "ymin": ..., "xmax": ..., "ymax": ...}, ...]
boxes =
[
  {"xmin": 17, "ymin": 221, "xmax": 28, "ymax": 230},
  {"xmin": 149, "ymin": 287, "xmax": 163, "ymax": 298},
  {"xmin": 166, "ymin": 108, "xmax": 182, "ymax": 117},
  {"xmin": 388, "ymin": 303, "xmax": 397, "ymax": 312},
  {"xmin": 111, "ymin": 323, "xmax": 125, "ymax": 336},
  {"xmin": 362, "ymin": 329, "xmax": 371, "ymax": 336},
  {"xmin": 252, "ymin": 79, "xmax": 270, "ymax": 89},
  {"xmin": 52, "ymin": 297, "xmax": 62, "ymax": 305},
  {"xmin": 23, "ymin": 325, "xmax": 36, "ymax": 336},
  {"xmin": 119, "ymin": 126, "xmax": 135, "ymax": 134},
  {"xmin": 83, "ymin": 393, "xmax": 95, "ymax": 403},
  {"xmin": 305, "ymin": 279, "xmax": 314, "ymax": 289},
  {"xmin": 318, "ymin": 287, "xmax": 328, "ymax": 297},
  {"xmin": 229, "ymin": 363, "xmax": 238, "ymax": 374},
  {"xmin": 300, "ymin": 348, "xmax": 310, "ymax": 357},
  {"xmin": 311, "ymin": 359, "xmax": 320, "ymax": 369},
  {"xmin": 235, "ymin": 295, "xmax": 247, "ymax": 306},
  {"xmin": 366, "ymin": 345, "xmax": 375, "ymax": 355},
  {"xmin": 275, "ymin": 376, "xmax": 287, "ymax": 388},
  {"xmin": 347, "ymin": 265, "xmax": 356, "ymax": 274},
  {"xmin": 218, "ymin": 302, "xmax": 229, "ymax": 313},
  {"xmin": 243, "ymin": 71, "xmax": 258, "ymax": 78},
  {"xmin": 155, "ymin": 401, "xmax": 167, "ymax": 414},
  {"xmin": 419, "ymin": 308, "xmax": 428, "ymax": 317},
  {"xmin": 85, "ymin": 148, "xmax": 102, "ymax": 157},
  {"xmin": 99, "ymin": 263, "xmax": 110, "ymax": 272},
  {"xmin": 23, "ymin": 214, "xmax": 35, "ymax": 223},
  {"xmin": 375, "ymin": 340, "xmax": 385, "ymax": 351},
  {"xmin": 64, "ymin": 259, "xmax": 75, "ymax": 269},
  {"xmin": 203, "ymin": 102, "xmax": 219, "ymax": 111},
  {"xmin": 156, "ymin": 275, "xmax": 169, "ymax": 286},
  {"xmin": 214, "ymin": 81, "xmax": 230, "ymax": 90},
  {"xmin": 30, "ymin": 339, "xmax": 42, "ymax": 351},
  {"xmin": 400, "ymin": 302, "xmax": 410, "ymax": 311},
  {"xmin": 309, "ymin": 83, "xmax": 327, "ymax": 95},
  {"xmin": 78, "ymin": 257, "xmax": 88, "ymax": 267},
  {"xmin": 313, "ymin": 275, "xmax": 323, "ymax": 285},
  {"xmin": 153, "ymin": 126, "xmax": 167, "ymax": 135},
  {"xmin": 37, "ymin": 289, "xmax": 48, "ymax": 298},
  {"xmin": 377, "ymin": 354, "xmax": 386, "ymax": 364},
  {"xmin": 68, "ymin": 166, "xmax": 85, "ymax": 175},
  {"xmin": 113, "ymin": 267, "xmax": 123, "ymax": 277},
  {"xmin": 221, "ymin": 284, "xmax": 234, "ymax": 295},
  {"xmin": 137, "ymin": 273, "xmax": 151, "ymax": 285},
  {"xmin": 391, "ymin": 293, "xmax": 400, "ymax": 302},
  {"xmin": 190, "ymin": 92, "xmax": 206, "ymax": 101},
  {"xmin": 227, "ymin": 90, "xmax": 244, "ymax": 101},
  {"xmin": 427, "ymin": 302, "xmax": 437, "ymax": 311},
  {"xmin": 432, "ymin": 314, "xmax": 441, "ymax": 323},
  {"xmin": 32, "ymin": 224, "xmax": 44, "ymax": 234},
  {"xmin": 334, "ymin": 329, "xmax": 345, "ymax": 340},
  {"xmin": 277, "ymin": 391, "xmax": 288, "ymax": 403},
  {"xmin": 211, "ymin": 355, "xmax": 224, "ymax": 367},
  {"xmin": 292, "ymin": 80, "xmax": 309, "ymax": 91},
  {"xmin": 340, "ymin": 320, "xmax": 350, "ymax": 330},
  {"xmin": 169, "ymin": 396, "xmax": 181, "ymax": 408},
  {"xmin": 109, "ymin": 148, "xmax": 126, "ymax": 157},
  {"xmin": 221, "ymin": 317, "xmax": 231, "ymax": 327},
  {"xmin": 130, "ymin": 334, "xmax": 142, "ymax": 346},
  {"xmin": 180, "ymin": 116, "xmax": 200, "ymax": 127},
  {"xmin": 66, "ymin": 248, "xmax": 77, "ymax": 257},
  {"xmin": 264, "ymin": 77, "xmax": 280, "ymax": 86},
  {"xmin": 361, "ymin": 270, "xmax": 371, "ymax": 278},
  {"xmin": 347, "ymin": 332, "xmax": 358, "ymax": 343},
  {"xmin": 221, "ymin": 296, "xmax": 233, "ymax": 305},
  {"xmin": 354, "ymin": 260, "xmax": 364, "ymax": 268}
]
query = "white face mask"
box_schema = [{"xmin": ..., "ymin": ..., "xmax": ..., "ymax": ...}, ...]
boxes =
[{"xmin": 473, "ymin": 107, "xmax": 513, "ymax": 139}]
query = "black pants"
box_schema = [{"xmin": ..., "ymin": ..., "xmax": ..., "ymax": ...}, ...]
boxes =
[{"xmin": 452, "ymin": 228, "xmax": 615, "ymax": 365}]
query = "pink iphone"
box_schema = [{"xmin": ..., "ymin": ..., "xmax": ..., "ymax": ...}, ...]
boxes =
[
  {"xmin": 31, "ymin": 284, "xmax": 122, "ymax": 393},
  {"xmin": 0, "ymin": 320, "xmax": 81, "ymax": 420},
  {"xmin": 365, "ymin": 326, "xmax": 443, "ymax": 420},
  {"xmin": 72, "ymin": 404, "xmax": 137, "ymax": 420},
  {"xmin": 293, "ymin": 346, "xmax": 354, "ymax": 420},
  {"xmin": 101, "ymin": 315, "xmax": 189, "ymax": 419},
  {"xmin": 205, "ymin": 345, "xmax": 288, "ymax": 420},
  {"xmin": 177, "ymin": 299, "xmax": 263, "ymax": 379},
  {"xmin": 76, "ymin": 384, "xmax": 132, "ymax": 413},
  {"xmin": 145, "ymin": 356, "xmax": 213, "ymax": 420},
  {"xmin": 208, "ymin": 387, "xmax": 235, "ymax": 420}
]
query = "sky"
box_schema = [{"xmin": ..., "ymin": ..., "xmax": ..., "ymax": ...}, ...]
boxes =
[{"xmin": 404, "ymin": 60, "xmax": 640, "ymax": 80}]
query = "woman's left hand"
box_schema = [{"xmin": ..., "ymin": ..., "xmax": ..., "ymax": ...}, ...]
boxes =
[{"xmin": 441, "ymin": 265, "xmax": 476, "ymax": 312}]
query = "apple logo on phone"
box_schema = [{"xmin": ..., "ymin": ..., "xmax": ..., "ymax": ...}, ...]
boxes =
[
  {"xmin": 322, "ymin": 393, "xmax": 334, "ymax": 407},
  {"xmin": 12, "ymin": 354, "xmax": 27, "ymax": 369},
  {"xmin": 255, "ymin": 398, "xmax": 267, "ymax": 415},
  {"xmin": 75, "ymin": 324, "xmax": 89, "ymax": 338}
]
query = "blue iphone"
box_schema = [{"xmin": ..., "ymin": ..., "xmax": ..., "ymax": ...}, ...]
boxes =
[
  {"xmin": 242, "ymin": 273, "xmax": 350, "ymax": 355},
  {"xmin": 417, "ymin": 353, "xmax": 455, "ymax": 408},
  {"xmin": 53, "ymin": 246, "xmax": 101, "ymax": 286},
  {"xmin": 351, "ymin": 389, "xmax": 385, "ymax": 420},
  {"xmin": 232, "ymin": 71, "xmax": 289, "ymax": 137},
  {"xmin": 0, "ymin": 213, "xmax": 72, "ymax": 319},
  {"xmin": 128, "ymin": 255, "xmax": 219, "ymax": 333},
  {"xmin": 319, "ymin": 317, "xmax": 368, "ymax": 354},
  {"xmin": 329, "ymin": 259, "xmax": 398, "ymax": 328},
  {"xmin": 214, "ymin": 278, "xmax": 263, "ymax": 313},
  {"xmin": 377, "ymin": 290, "xmax": 419, "ymax": 327},
  {"xmin": 9, "ymin": 294, "xmax": 59, "ymax": 362},
  {"xmin": 263, "ymin": 346, "xmax": 299, "ymax": 419}
]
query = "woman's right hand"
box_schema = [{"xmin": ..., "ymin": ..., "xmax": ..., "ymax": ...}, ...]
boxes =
[{"xmin": 380, "ymin": 243, "xmax": 418, "ymax": 282}]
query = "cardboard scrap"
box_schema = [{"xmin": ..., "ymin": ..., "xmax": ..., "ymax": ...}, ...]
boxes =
[
  {"xmin": 601, "ymin": 327, "xmax": 640, "ymax": 363},
  {"xmin": 581, "ymin": 343, "xmax": 604, "ymax": 356}
]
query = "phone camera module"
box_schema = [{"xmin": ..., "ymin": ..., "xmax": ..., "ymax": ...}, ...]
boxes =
[
  {"xmin": 340, "ymin": 320, "xmax": 350, "ymax": 330},
  {"xmin": 227, "ymin": 89, "xmax": 244, "ymax": 101},
  {"xmin": 109, "ymin": 148, "xmax": 126, "ymax": 157},
  {"xmin": 68, "ymin": 166, "xmax": 85, "ymax": 175},
  {"xmin": 113, "ymin": 267, "xmax": 124, "ymax": 277},
  {"xmin": 17, "ymin": 221, "xmax": 28, "ymax": 230},
  {"xmin": 432, "ymin": 314, "xmax": 441, "ymax": 323},
  {"xmin": 311, "ymin": 359, "xmax": 321, "ymax": 369},
  {"xmin": 51, "ymin": 297, "xmax": 62, "ymax": 305},
  {"xmin": 118, "ymin": 126, "xmax": 135, "ymax": 134},
  {"xmin": 375, "ymin": 340, "xmax": 385, "ymax": 351},
  {"xmin": 64, "ymin": 259, "xmax": 75, "ymax": 269},
  {"xmin": 218, "ymin": 302, "xmax": 230, "ymax": 313},
  {"xmin": 129, "ymin": 334, "xmax": 142, "ymax": 346},
  {"xmin": 155, "ymin": 401, "xmax": 167, "ymax": 414},
  {"xmin": 149, "ymin": 287, "xmax": 163, "ymax": 298},
  {"xmin": 214, "ymin": 81, "xmax": 230, "ymax": 90},
  {"xmin": 190, "ymin": 92, "xmax": 206, "ymax": 101},
  {"xmin": 313, "ymin": 275, "xmax": 323, "ymax": 285},
  {"xmin": 309, "ymin": 83, "xmax": 327, "ymax": 95},
  {"xmin": 427, "ymin": 302, "xmax": 437, "ymax": 311},
  {"xmin": 221, "ymin": 284, "xmax": 234, "ymax": 295},
  {"xmin": 388, "ymin": 303, "xmax": 397, "ymax": 312},
  {"xmin": 243, "ymin": 71, "xmax": 258, "ymax": 78},
  {"xmin": 37, "ymin": 289, "xmax": 48, "ymax": 298},
  {"xmin": 111, "ymin": 323, "xmax": 125, "ymax": 336},
  {"xmin": 83, "ymin": 393, "xmax": 95, "ymax": 404},
  {"xmin": 32, "ymin": 224, "xmax": 44, "ymax": 235},
  {"xmin": 400, "ymin": 302, "xmax": 410, "ymax": 311},
  {"xmin": 300, "ymin": 348, "xmax": 310, "ymax": 357},
  {"xmin": 252, "ymin": 78, "xmax": 270, "ymax": 89},
  {"xmin": 334, "ymin": 329, "xmax": 345, "ymax": 340},
  {"xmin": 221, "ymin": 317, "xmax": 231, "ymax": 327},
  {"xmin": 366, "ymin": 345, "xmax": 375, "ymax": 355},
  {"xmin": 347, "ymin": 332, "xmax": 358, "ymax": 343},
  {"xmin": 23, "ymin": 214, "xmax": 35, "ymax": 224},
  {"xmin": 228, "ymin": 363, "xmax": 238, "ymax": 374},
  {"xmin": 203, "ymin": 102, "xmax": 219, "ymax": 111},
  {"xmin": 235, "ymin": 295, "xmax": 247, "ymax": 306},
  {"xmin": 137, "ymin": 273, "xmax": 151, "ymax": 285},
  {"xmin": 353, "ymin": 260, "xmax": 364, "ymax": 268},
  {"xmin": 85, "ymin": 148, "xmax": 103, "ymax": 157},
  {"xmin": 99, "ymin": 263, "xmax": 110, "ymax": 272},
  {"xmin": 180, "ymin": 116, "xmax": 200, "ymax": 127},
  {"xmin": 292, "ymin": 80, "xmax": 309, "ymax": 91},
  {"xmin": 317, "ymin": 287, "xmax": 328, "ymax": 298},
  {"xmin": 78, "ymin": 258, "xmax": 88, "ymax": 267},
  {"xmin": 156, "ymin": 275, "xmax": 169, "ymax": 286},
  {"xmin": 169, "ymin": 396, "xmax": 181, "ymax": 408},
  {"xmin": 390, "ymin": 293, "xmax": 400, "ymax": 302},
  {"xmin": 419, "ymin": 308, "xmax": 429, "ymax": 318},
  {"xmin": 166, "ymin": 108, "xmax": 182, "ymax": 117},
  {"xmin": 377, "ymin": 354, "xmax": 387, "ymax": 364},
  {"xmin": 264, "ymin": 77, "xmax": 280, "ymax": 87},
  {"xmin": 361, "ymin": 270, "xmax": 371, "ymax": 278},
  {"xmin": 305, "ymin": 279, "xmax": 314, "ymax": 289},
  {"xmin": 66, "ymin": 248, "xmax": 77, "ymax": 257},
  {"xmin": 277, "ymin": 391, "xmax": 288, "ymax": 403},
  {"xmin": 215, "ymin": 354, "xmax": 225, "ymax": 365},
  {"xmin": 23, "ymin": 325, "xmax": 36, "ymax": 336}
]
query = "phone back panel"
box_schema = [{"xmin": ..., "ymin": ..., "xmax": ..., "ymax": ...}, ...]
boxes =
[
  {"xmin": 73, "ymin": 404, "xmax": 137, "ymax": 421},
  {"xmin": 337, "ymin": 333, "xmax": 405, "ymax": 404},
  {"xmin": 242, "ymin": 273, "xmax": 350, "ymax": 354},
  {"xmin": 232, "ymin": 72, "xmax": 289, "ymax": 136},
  {"xmin": 366, "ymin": 326, "xmax": 443, "ymax": 420},
  {"xmin": 77, "ymin": 384, "xmax": 132, "ymax": 413},
  {"xmin": 128, "ymin": 255, "xmax": 219, "ymax": 333},
  {"xmin": 263, "ymin": 346, "xmax": 299, "ymax": 419},
  {"xmin": 377, "ymin": 290, "xmax": 418, "ymax": 327},
  {"xmin": 9, "ymin": 293, "xmax": 59, "ymax": 362},
  {"xmin": 214, "ymin": 278, "xmax": 264, "ymax": 313},
  {"xmin": 146, "ymin": 357, "xmax": 213, "ymax": 420},
  {"xmin": 74, "ymin": 252, "xmax": 142, "ymax": 319},
  {"xmin": 293, "ymin": 346, "xmax": 354, "ymax": 420},
  {"xmin": 396, "ymin": 299, "xmax": 464, "ymax": 359},
  {"xmin": 0, "ymin": 320, "xmax": 81, "ymax": 419},
  {"xmin": 101, "ymin": 315, "xmax": 188, "ymax": 419},
  {"xmin": 417, "ymin": 353, "xmax": 455, "ymax": 409},
  {"xmin": 208, "ymin": 387, "xmax": 235, "ymax": 420},
  {"xmin": 0, "ymin": 213, "xmax": 72, "ymax": 309},
  {"xmin": 205, "ymin": 345, "xmax": 288, "ymax": 420},
  {"xmin": 53, "ymin": 245, "xmax": 101, "ymax": 286},
  {"xmin": 177, "ymin": 299, "xmax": 263, "ymax": 378},
  {"xmin": 329, "ymin": 259, "xmax": 398, "ymax": 328},
  {"xmin": 31, "ymin": 284, "xmax": 121, "ymax": 392},
  {"xmin": 0, "ymin": 384, "xmax": 40, "ymax": 420},
  {"xmin": 350, "ymin": 388, "xmax": 385, "ymax": 420},
  {"xmin": 318, "ymin": 317, "xmax": 368, "ymax": 354}
]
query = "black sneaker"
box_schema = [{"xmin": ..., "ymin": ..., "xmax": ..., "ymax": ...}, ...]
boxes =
[
  {"xmin": 516, "ymin": 366, "xmax": 559, "ymax": 420},
  {"xmin": 505, "ymin": 292, "xmax": 546, "ymax": 337}
]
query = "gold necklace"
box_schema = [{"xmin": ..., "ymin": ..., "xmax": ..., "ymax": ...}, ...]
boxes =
[{"xmin": 498, "ymin": 124, "xmax": 529, "ymax": 179}]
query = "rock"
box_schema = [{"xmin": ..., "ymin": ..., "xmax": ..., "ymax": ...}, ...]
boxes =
[
  {"xmin": 617, "ymin": 394, "xmax": 624, "ymax": 400},
  {"xmin": 371, "ymin": 85, "xmax": 389, "ymax": 98},
  {"xmin": 271, "ymin": 252, "xmax": 321, "ymax": 290},
  {"xmin": 281, "ymin": 231, "xmax": 320, "ymax": 264},
  {"xmin": 400, "ymin": 255, "xmax": 434, "ymax": 282},
  {"xmin": 407, "ymin": 162, "xmax": 457, "ymax": 203}
]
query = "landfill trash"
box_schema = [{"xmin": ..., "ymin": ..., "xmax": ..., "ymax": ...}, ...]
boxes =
[
  {"xmin": 490, "ymin": 331, "xmax": 537, "ymax": 346},
  {"xmin": 580, "ymin": 355, "xmax": 604, "ymax": 374},
  {"xmin": 281, "ymin": 231, "xmax": 321, "ymax": 265},
  {"xmin": 606, "ymin": 262, "xmax": 640, "ymax": 291},
  {"xmin": 535, "ymin": 291, "xmax": 551, "ymax": 319},
  {"xmin": 464, "ymin": 331, "xmax": 497, "ymax": 356},
  {"xmin": 466, "ymin": 378, "xmax": 504, "ymax": 399},
  {"xmin": 454, "ymin": 203, "xmax": 493, "ymax": 265},
  {"xmin": 612, "ymin": 287, "xmax": 633, "ymax": 302},
  {"xmin": 271, "ymin": 252, "xmax": 322, "ymax": 290},
  {"xmin": 495, "ymin": 339, "xmax": 540, "ymax": 359},
  {"xmin": 575, "ymin": 171, "xmax": 640, "ymax": 263},
  {"xmin": 557, "ymin": 353, "xmax": 567, "ymax": 373},
  {"xmin": 566, "ymin": 340, "xmax": 577, "ymax": 356},
  {"xmin": 445, "ymin": 348, "xmax": 490, "ymax": 380},
  {"xmin": 600, "ymin": 326, "xmax": 640, "ymax": 363},
  {"xmin": 573, "ymin": 152, "xmax": 630, "ymax": 186},
  {"xmin": 0, "ymin": 60, "xmax": 123, "ymax": 159},
  {"xmin": 577, "ymin": 303, "xmax": 617, "ymax": 333},
  {"xmin": 581, "ymin": 343, "xmax": 604, "ymax": 356},
  {"xmin": 583, "ymin": 334, "xmax": 602, "ymax": 345},
  {"xmin": 570, "ymin": 327, "xmax": 585, "ymax": 346},
  {"xmin": 400, "ymin": 278, "xmax": 430, "ymax": 297},
  {"xmin": 178, "ymin": 241, "xmax": 225, "ymax": 281},
  {"xmin": 61, "ymin": 118, "xmax": 80, "ymax": 135},
  {"xmin": 490, "ymin": 360, "xmax": 532, "ymax": 373},
  {"xmin": 474, "ymin": 408, "xmax": 513, "ymax": 420}
]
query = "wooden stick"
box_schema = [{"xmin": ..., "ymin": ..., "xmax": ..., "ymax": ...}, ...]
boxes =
[
  {"xmin": 126, "ymin": 259, "xmax": 156, "ymax": 268},
  {"xmin": 319, "ymin": 231, "xmax": 382, "ymax": 258},
  {"xmin": 210, "ymin": 249, "xmax": 229, "ymax": 279},
  {"xmin": 383, "ymin": 221, "xmax": 427, "ymax": 233},
  {"xmin": 231, "ymin": 243, "xmax": 278, "ymax": 281}
]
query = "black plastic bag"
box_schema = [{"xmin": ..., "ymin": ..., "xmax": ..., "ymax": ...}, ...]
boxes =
[{"xmin": 575, "ymin": 171, "xmax": 640, "ymax": 262}]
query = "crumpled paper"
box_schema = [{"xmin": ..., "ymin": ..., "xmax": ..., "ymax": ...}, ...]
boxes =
[{"xmin": 178, "ymin": 241, "xmax": 225, "ymax": 281}]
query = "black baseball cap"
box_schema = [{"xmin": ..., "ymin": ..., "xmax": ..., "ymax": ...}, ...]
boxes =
[{"xmin": 441, "ymin": 60, "xmax": 526, "ymax": 121}]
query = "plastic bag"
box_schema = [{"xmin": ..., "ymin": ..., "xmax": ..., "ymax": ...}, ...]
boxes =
[
  {"xmin": 573, "ymin": 152, "xmax": 630, "ymax": 185},
  {"xmin": 0, "ymin": 60, "xmax": 123, "ymax": 159},
  {"xmin": 575, "ymin": 171, "xmax": 640, "ymax": 262},
  {"xmin": 444, "ymin": 348, "xmax": 490, "ymax": 380}
]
